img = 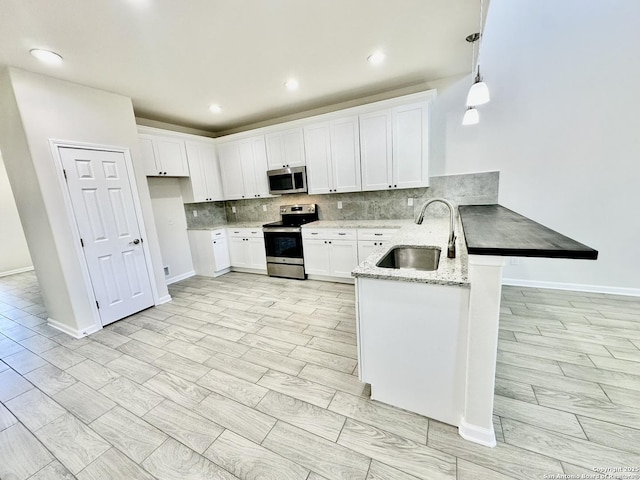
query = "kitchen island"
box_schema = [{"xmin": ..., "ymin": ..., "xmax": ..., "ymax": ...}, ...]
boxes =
[{"xmin": 352, "ymin": 204, "xmax": 597, "ymax": 447}]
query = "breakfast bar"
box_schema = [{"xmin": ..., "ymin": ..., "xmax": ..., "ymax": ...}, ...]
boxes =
[{"xmin": 352, "ymin": 203, "xmax": 598, "ymax": 447}]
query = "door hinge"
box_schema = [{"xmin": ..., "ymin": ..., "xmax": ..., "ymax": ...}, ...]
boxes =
[
  {"xmin": 96, "ymin": 301, "xmax": 100, "ymax": 310},
  {"xmin": 80, "ymin": 238, "xmax": 84, "ymax": 247},
  {"xmin": 63, "ymin": 169, "xmax": 67, "ymax": 180}
]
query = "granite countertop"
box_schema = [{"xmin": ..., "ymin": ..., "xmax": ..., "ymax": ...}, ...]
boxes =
[
  {"xmin": 303, "ymin": 219, "xmax": 414, "ymax": 229},
  {"xmin": 188, "ymin": 221, "xmax": 266, "ymax": 230},
  {"xmin": 458, "ymin": 205, "xmax": 598, "ymax": 259},
  {"xmin": 352, "ymin": 217, "xmax": 469, "ymax": 286}
]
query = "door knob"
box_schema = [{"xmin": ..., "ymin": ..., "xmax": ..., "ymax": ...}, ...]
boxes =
[{"xmin": 129, "ymin": 238, "xmax": 140, "ymax": 245}]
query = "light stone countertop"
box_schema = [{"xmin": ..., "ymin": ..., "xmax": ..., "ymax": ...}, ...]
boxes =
[
  {"xmin": 188, "ymin": 221, "xmax": 266, "ymax": 231},
  {"xmin": 351, "ymin": 217, "xmax": 469, "ymax": 287},
  {"xmin": 302, "ymin": 219, "xmax": 415, "ymax": 229}
]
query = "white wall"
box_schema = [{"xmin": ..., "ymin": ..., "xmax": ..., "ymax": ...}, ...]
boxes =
[
  {"xmin": 147, "ymin": 178, "xmax": 194, "ymax": 284},
  {"xmin": 0, "ymin": 153, "xmax": 32, "ymax": 275},
  {"xmin": 0, "ymin": 67, "xmax": 170, "ymax": 335},
  {"xmin": 430, "ymin": 0, "xmax": 640, "ymax": 295}
]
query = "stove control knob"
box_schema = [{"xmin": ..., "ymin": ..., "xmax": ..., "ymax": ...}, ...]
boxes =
[{"xmin": 280, "ymin": 208, "xmax": 286, "ymax": 213}]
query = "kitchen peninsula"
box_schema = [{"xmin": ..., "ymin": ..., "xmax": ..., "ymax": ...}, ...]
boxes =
[{"xmin": 353, "ymin": 204, "xmax": 598, "ymax": 447}]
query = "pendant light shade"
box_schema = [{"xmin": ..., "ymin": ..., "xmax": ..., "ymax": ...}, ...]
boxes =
[
  {"xmin": 462, "ymin": 107, "xmax": 479, "ymax": 126},
  {"xmin": 466, "ymin": 66, "xmax": 490, "ymax": 106}
]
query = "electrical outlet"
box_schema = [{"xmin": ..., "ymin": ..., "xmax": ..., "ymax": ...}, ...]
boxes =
[
  {"xmin": 192, "ymin": 211, "xmax": 198, "ymax": 217},
  {"xmin": 510, "ymin": 257, "xmax": 520, "ymax": 265},
  {"xmin": 407, "ymin": 198, "xmax": 414, "ymax": 206},
  {"xmin": 163, "ymin": 266, "xmax": 170, "ymax": 276},
  {"xmin": 337, "ymin": 201, "xmax": 343, "ymax": 209},
  {"xmin": 232, "ymin": 206, "xmax": 236, "ymax": 213},
  {"xmin": 262, "ymin": 205, "xmax": 267, "ymax": 212},
  {"xmin": 168, "ymin": 217, "xmax": 174, "ymax": 225}
]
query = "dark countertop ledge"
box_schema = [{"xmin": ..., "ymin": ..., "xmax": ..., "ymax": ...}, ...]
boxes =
[{"xmin": 458, "ymin": 205, "xmax": 598, "ymax": 260}]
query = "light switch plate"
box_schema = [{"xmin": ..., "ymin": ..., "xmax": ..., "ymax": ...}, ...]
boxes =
[
  {"xmin": 232, "ymin": 206, "xmax": 236, "ymax": 213},
  {"xmin": 337, "ymin": 201, "xmax": 343, "ymax": 209},
  {"xmin": 192, "ymin": 211, "xmax": 198, "ymax": 217},
  {"xmin": 407, "ymin": 198, "xmax": 414, "ymax": 206},
  {"xmin": 262, "ymin": 205, "xmax": 267, "ymax": 212}
]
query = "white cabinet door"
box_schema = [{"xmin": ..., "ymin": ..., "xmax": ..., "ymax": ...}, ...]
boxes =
[
  {"xmin": 330, "ymin": 116, "xmax": 361, "ymax": 193},
  {"xmin": 200, "ymin": 143, "xmax": 224, "ymax": 201},
  {"xmin": 247, "ymin": 237, "xmax": 267, "ymax": 270},
  {"xmin": 228, "ymin": 236, "xmax": 248, "ymax": 268},
  {"xmin": 266, "ymin": 128, "xmax": 305, "ymax": 169},
  {"xmin": 304, "ymin": 122, "xmax": 333, "ymax": 194},
  {"xmin": 218, "ymin": 142, "xmax": 245, "ymax": 200},
  {"xmin": 329, "ymin": 240, "xmax": 359, "ymax": 278},
  {"xmin": 213, "ymin": 236, "xmax": 231, "ymax": 270},
  {"xmin": 357, "ymin": 241, "xmax": 379, "ymax": 263},
  {"xmin": 183, "ymin": 141, "xmax": 223, "ymax": 202},
  {"xmin": 360, "ymin": 110, "xmax": 392, "ymax": 191},
  {"xmin": 139, "ymin": 134, "xmax": 159, "ymax": 177},
  {"xmin": 239, "ymin": 139, "xmax": 257, "ymax": 198},
  {"xmin": 392, "ymin": 102, "xmax": 429, "ymax": 189},
  {"xmin": 238, "ymin": 136, "xmax": 270, "ymax": 199},
  {"xmin": 303, "ymin": 238, "xmax": 331, "ymax": 275},
  {"xmin": 155, "ymin": 137, "xmax": 189, "ymax": 176},
  {"xmin": 250, "ymin": 136, "xmax": 270, "ymax": 198}
]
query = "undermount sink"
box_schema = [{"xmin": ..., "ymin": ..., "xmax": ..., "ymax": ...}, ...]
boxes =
[{"xmin": 376, "ymin": 246, "xmax": 441, "ymax": 271}]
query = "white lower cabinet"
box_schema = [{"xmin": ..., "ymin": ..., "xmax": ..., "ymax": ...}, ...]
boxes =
[
  {"xmin": 188, "ymin": 229, "xmax": 231, "ymax": 277},
  {"xmin": 302, "ymin": 229, "xmax": 358, "ymax": 280},
  {"xmin": 227, "ymin": 228, "xmax": 267, "ymax": 271},
  {"xmin": 356, "ymin": 228, "xmax": 399, "ymax": 262}
]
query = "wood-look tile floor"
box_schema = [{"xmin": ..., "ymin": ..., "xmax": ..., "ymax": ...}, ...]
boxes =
[{"xmin": 1, "ymin": 271, "xmax": 639, "ymax": 479}]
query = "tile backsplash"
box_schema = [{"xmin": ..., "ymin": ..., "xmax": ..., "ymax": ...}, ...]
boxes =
[{"xmin": 184, "ymin": 171, "xmax": 499, "ymax": 228}]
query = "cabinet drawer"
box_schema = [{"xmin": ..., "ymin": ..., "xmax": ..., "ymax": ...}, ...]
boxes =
[
  {"xmin": 357, "ymin": 229, "xmax": 399, "ymax": 241},
  {"xmin": 227, "ymin": 228, "xmax": 263, "ymax": 238},
  {"xmin": 210, "ymin": 229, "xmax": 227, "ymax": 239},
  {"xmin": 302, "ymin": 228, "xmax": 356, "ymax": 240}
]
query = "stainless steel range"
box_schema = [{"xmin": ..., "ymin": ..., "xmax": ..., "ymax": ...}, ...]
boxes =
[{"xmin": 263, "ymin": 204, "xmax": 318, "ymax": 280}]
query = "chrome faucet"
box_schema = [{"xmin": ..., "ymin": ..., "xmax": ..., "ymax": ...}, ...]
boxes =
[{"xmin": 415, "ymin": 198, "xmax": 457, "ymax": 258}]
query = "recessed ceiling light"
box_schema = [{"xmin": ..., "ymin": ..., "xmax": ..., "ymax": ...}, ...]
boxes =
[
  {"xmin": 209, "ymin": 104, "xmax": 222, "ymax": 114},
  {"xmin": 284, "ymin": 78, "xmax": 299, "ymax": 91},
  {"xmin": 367, "ymin": 51, "xmax": 385, "ymax": 65},
  {"xmin": 29, "ymin": 49, "xmax": 63, "ymax": 65}
]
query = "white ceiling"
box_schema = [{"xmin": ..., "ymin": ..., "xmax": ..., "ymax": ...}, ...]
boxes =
[{"xmin": 0, "ymin": 0, "xmax": 480, "ymax": 133}]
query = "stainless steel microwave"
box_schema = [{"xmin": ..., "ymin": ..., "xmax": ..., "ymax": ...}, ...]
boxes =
[{"xmin": 267, "ymin": 166, "xmax": 307, "ymax": 195}]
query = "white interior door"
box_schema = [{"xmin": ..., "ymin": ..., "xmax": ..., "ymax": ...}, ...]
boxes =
[{"xmin": 59, "ymin": 146, "xmax": 154, "ymax": 326}]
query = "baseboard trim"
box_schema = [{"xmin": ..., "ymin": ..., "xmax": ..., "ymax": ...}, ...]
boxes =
[
  {"xmin": 230, "ymin": 267, "xmax": 268, "ymax": 275},
  {"xmin": 156, "ymin": 295, "xmax": 172, "ymax": 305},
  {"xmin": 0, "ymin": 266, "xmax": 34, "ymax": 278},
  {"xmin": 502, "ymin": 278, "xmax": 640, "ymax": 297},
  {"xmin": 458, "ymin": 418, "xmax": 496, "ymax": 448},
  {"xmin": 47, "ymin": 317, "xmax": 101, "ymax": 339},
  {"xmin": 307, "ymin": 274, "xmax": 354, "ymax": 284},
  {"xmin": 166, "ymin": 270, "xmax": 196, "ymax": 285}
]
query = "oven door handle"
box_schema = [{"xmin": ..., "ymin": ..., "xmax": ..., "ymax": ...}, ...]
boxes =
[{"xmin": 263, "ymin": 227, "xmax": 301, "ymax": 233}]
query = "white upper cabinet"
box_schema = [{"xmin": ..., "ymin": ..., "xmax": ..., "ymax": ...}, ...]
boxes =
[
  {"xmin": 330, "ymin": 116, "xmax": 361, "ymax": 193},
  {"xmin": 392, "ymin": 102, "xmax": 429, "ymax": 189},
  {"xmin": 218, "ymin": 141, "xmax": 245, "ymax": 200},
  {"xmin": 138, "ymin": 132, "xmax": 189, "ymax": 177},
  {"xmin": 359, "ymin": 111, "xmax": 392, "ymax": 191},
  {"xmin": 304, "ymin": 116, "xmax": 361, "ymax": 195},
  {"xmin": 181, "ymin": 141, "xmax": 223, "ymax": 202},
  {"xmin": 304, "ymin": 122, "xmax": 332, "ymax": 195},
  {"xmin": 360, "ymin": 100, "xmax": 430, "ymax": 191},
  {"xmin": 265, "ymin": 128, "xmax": 306, "ymax": 169},
  {"xmin": 218, "ymin": 135, "xmax": 271, "ymax": 200}
]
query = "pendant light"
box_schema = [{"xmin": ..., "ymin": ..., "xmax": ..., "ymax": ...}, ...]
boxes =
[
  {"xmin": 462, "ymin": 107, "xmax": 479, "ymax": 125},
  {"xmin": 463, "ymin": 0, "xmax": 490, "ymax": 120},
  {"xmin": 467, "ymin": 65, "xmax": 490, "ymax": 106}
]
